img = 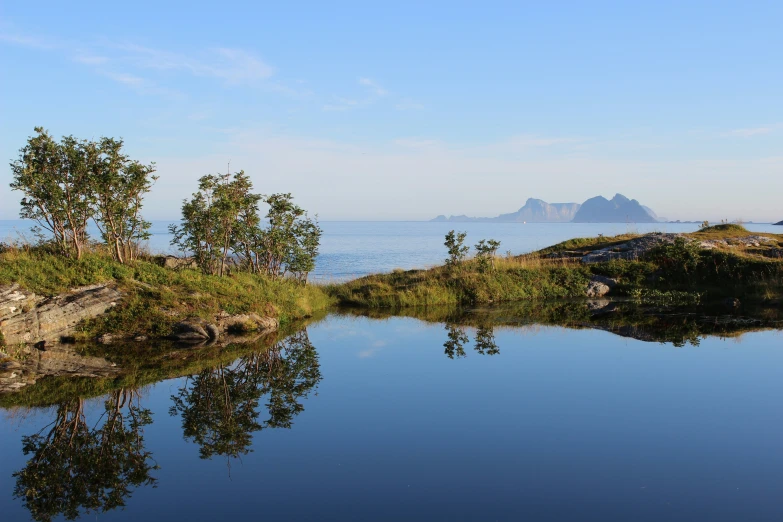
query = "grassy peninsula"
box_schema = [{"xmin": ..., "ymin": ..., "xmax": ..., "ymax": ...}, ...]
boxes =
[
  {"xmin": 328, "ymin": 225, "xmax": 783, "ymax": 308},
  {"xmin": 0, "ymin": 244, "xmax": 333, "ymax": 344}
]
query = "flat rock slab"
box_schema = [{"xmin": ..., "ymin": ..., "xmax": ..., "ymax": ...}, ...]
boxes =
[
  {"xmin": 0, "ymin": 284, "xmax": 122, "ymax": 345},
  {"xmin": 581, "ymin": 233, "xmax": 681, "ymax": 263}
]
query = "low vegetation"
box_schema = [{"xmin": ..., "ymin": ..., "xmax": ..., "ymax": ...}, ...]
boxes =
[
  {"xmin": 0, "ymin": 244, "xmax": 333, "ymax": 341},
  {"xmin": 328, "ymin": 227, "xmax": 783, "ymax": 308}
]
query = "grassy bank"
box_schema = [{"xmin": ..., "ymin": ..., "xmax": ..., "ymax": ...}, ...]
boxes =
[
  {"xmin": 329, "ymin": 226, "xmax": 783, "ymax": 308},
  {"xmin": 0, "ymin": 246, "xmax": 334, "ymax": 341},
  {"xmin": 328, "ymin": 257, "xmax": 593, "ymax": 307}
]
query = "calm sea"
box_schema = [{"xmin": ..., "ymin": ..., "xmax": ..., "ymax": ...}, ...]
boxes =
[{"xmin": 2, "ymin": 219, "xmax": 780, "ymax": 281}]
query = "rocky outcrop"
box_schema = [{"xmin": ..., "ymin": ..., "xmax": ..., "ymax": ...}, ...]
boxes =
[
  {"xmin": 168, "ymin": 313, "xmax": 278, "ymax": 344},
  {"xmin": 585, "ymin": 275, "xmax": 618, "ymax": 297},
  {"xmin": 698, "ymin": 236, "xmax": 777, "ymax": 249},
  {"xmin": 153, "ymin": 255, "xmax": 197, "ymax": 270},
  {"xmin": 580, "ymin": 233, "xmax": 680, "ymax": 263},
  {"xmin": 572, "ymin": 193, "xmax": 658, "ymax": 223},
  {"xmin": 0, "ymin": 284, "xmax": 121, "ymax": 346}
]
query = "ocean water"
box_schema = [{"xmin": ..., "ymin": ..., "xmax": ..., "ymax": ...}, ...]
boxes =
[{"xmin": 2, "ymin": 219, "xmax": 780, "ymax": 281}]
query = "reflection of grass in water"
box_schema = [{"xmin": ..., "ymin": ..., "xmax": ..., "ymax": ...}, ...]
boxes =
[
  {"xmin": 335, "ymin": 299, "xmax": 783, "ymax": 349},
  {"xmin": 0, "ymin": 318, "xmax": 324, "ymax": 409}
]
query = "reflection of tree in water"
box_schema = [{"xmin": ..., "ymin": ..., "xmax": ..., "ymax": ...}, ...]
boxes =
[
  {"xmin": 443, "ymin": 324, "xmax": 499, "ymax": 358},
  {"xmin": 473, "ymin": 325, "xmax": 499, "ymax": 355},
  {"xmin": 169, "ymin": 330, "xmax": 321, "ymax": 460},
  {"xmin": 13, "ymin": 389, "xmax": 157, "ymax": 522},
  {"xmin": 443, "ymin": 325, "xmax": 469, "ymax": 359}
]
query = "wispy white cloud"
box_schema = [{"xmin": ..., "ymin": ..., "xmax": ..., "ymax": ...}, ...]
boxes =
[
  {"xmin": 106, "ymin": 72, "xmax": 145, "ymax": 87},
  {"xmin": 723, "ymin": 125, "xmax": 780, "ymax": 138},
  {"xmin": 0, "ymin": 25, "xmax": 281, "ymax": 97},
  {"xmin": 359, "ymin": 77, "xmax": 387, "ymax": 96},
  {"xmin": 323, "ymin": 97, "xmax": 363, "ymax": 112},
  {"xmin": 102, "ymin": 71, "xmax": 184, "ymax": 98},
  {"xmin": 394, "ymin": 138, "xmax": 442, "ymax": 149},
  {"xmin": 323, "ymin": 77, "xmax": 389, "ymax": 111},
  {"xmin": 396, "ymin": 98, "xmax": 425, "ymax": 111},
  {"xmin": 504, "ymin": 134, "xmax": 585, "ymax": 147},
  {"xmin": 0, "ymin": 31, "xmax": 53, "ymax": 49},
  {"xmin": 116, "ymin": 44, "xmax": 275, "ymax": 84},
  {"xmin": 72, "ymin": 53, "xmax": 109, "ymax": 65}
]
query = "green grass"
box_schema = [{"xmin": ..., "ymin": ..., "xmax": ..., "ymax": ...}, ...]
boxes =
[
  {"xmin": 536, "ymin": 233, "xmax": 641, "ymax": 255},
  {"xmin": 0, "ymin": 247, "xmax": 334, "ymax": 341},
  {"xmin": 328, "ymin": 257, "xmax": 593, "ymax": 308},
  {"xmin": 328, "ymin": 230, "xmax": 783, "ymax": 309}
]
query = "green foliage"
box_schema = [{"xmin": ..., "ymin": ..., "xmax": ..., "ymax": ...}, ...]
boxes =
[
  {"xmin": 444, "ymin": 230, "xmax": 469, "ymax": 266},
  {"xmin": 170, "ymin": 175, "xmax": 321, "ymax": 283},
  {"xmin": 235, "ymin": 193, "xmax": 322, "ymax": 283},
  {"xmin": 696, "ymin": 223, "xmax": 748, "ymax": 235},
  {"xmin": 170, "ymin": 171, "xmax": 260, "ymax": 277},
  {"xmin": 10, "ymin": 128, "xmax": 93, "ymax": 259},
  {"xmin": 474, "ymin": 238, "xmax": 501, "ymax": 272},
  {"xmin": 90, "ymin": 138, "xmax": 157, "ymax": 263},
  {"xmin": 9, "ymin": 128, "xmax": 156, "ymax": 263},
  {"xmin": 645, "ymin": 238, "xmax": 702, "ymax": 284}
]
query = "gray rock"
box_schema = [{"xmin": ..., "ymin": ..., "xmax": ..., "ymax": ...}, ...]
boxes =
[
  {"xmin": 700, "ymin": 235, "xmax": 777, "ymax": 250},
  {"xmin": 219, "ymin": 313, "xmax": 278, "ymax": 333},
  {"xmin": 0, "ymin": 283, "xmax": 40, "ymax": 322},
  {"xmin": 581, "ymin": 233, "xmax": 681, "ymax": 263},
  {"xmin": 205, "ymin": 323, "xmax": 220, "ymax": 341},
  {"xmin": 153, "ymin": 255, "xmax": 197, "ymax": 270},
  {"xmin": 171, "ymin": 321, "xmax": 209, "ymax": 341},
  {"xmin": 585, "ymin": 275, "xmax": 618, "ymax": 298},
  {"xmin": 96, "ymin": 333, "xmax": 114, "ymax": 344},
  {"xmin": 586, "ymin": 280, "xmax": 611, "ymax": 298},
  {"xmin": 0, "ymin": 284, "xmax": 122, "ymax": 345}
]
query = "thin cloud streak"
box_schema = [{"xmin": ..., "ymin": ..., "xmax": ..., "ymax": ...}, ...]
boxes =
[{"xmin": 723, "ymin": 125, "xmax": 780, "ymax": 137}]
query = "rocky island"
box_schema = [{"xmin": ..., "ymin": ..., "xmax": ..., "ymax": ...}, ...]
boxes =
[{"xmin": 432, "ymin": 193, "xmax": 659, "ymax": 223}]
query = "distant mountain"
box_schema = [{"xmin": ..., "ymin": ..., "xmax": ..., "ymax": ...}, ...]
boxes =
[
  {"xmin": 775, "ymin": 220, "xmax": 783, "ymax": 226},
  {"xmin": 497, "ymin": 198, "xmax": 581, "ymax": 223},
  {"xmin": 431, "ymin": 198, "xmax": 581, "ymax": 223},
  {"xmin": 571, "ymin": 194, "xmax": 658, "ymax": 223},
  {"xmin": 433, "ymin": 194, "xmax": 661, "ymax": 223}
]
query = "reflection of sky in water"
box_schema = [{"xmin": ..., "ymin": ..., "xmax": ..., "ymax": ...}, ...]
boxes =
[
  {"xmin": 3, "ymin": 219, "xmax": 782, "ymax": 281},
  {"xmin": 2, "ymin": 316, "xmax": 783, "ymax": 521}
]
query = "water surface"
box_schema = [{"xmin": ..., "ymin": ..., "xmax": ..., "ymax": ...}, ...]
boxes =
[{"xmin": 2, "ymin": 310, "xmax": 783, "ymax": 521}]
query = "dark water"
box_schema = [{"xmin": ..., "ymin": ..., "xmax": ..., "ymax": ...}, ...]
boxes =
[{"xmin": 2, "ymin": 309, "xmax": 783, "ymax": 521}]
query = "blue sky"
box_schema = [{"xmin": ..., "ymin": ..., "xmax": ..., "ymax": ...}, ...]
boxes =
[{"xmin": 1, "ymin": 1, "xmax": 782, "ymax": 221}]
